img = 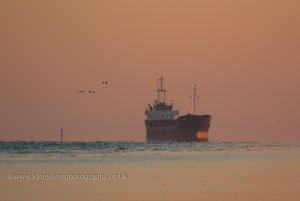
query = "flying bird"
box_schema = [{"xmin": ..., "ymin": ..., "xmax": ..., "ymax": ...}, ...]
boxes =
[{"xmin": 87, "ymin": 90, "xmax": 96, "ymax": 94}]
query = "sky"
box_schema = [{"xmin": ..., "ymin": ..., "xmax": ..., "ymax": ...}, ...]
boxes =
[{"xmin": 0, "ymin": 0, "xmax": 299, "ymax": 142}]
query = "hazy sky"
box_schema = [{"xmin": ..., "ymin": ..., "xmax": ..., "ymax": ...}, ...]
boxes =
[{"xmin": 0, "ymin": 0, "xmax": 299, "ymax": 142}]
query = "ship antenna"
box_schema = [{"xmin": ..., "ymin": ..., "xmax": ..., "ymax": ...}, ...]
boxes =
[{"xmin": 191, "ymin": 84, "xmax": 199, "ymax": 115}]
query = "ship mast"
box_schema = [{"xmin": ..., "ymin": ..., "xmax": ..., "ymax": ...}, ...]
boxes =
[
  {"xmin": 191, "ymin": 84, "xmax": 199, "ymax": 115},
  {"xmin": 157, "ymin": 76, "xmax": 166, "ymax": 103}
]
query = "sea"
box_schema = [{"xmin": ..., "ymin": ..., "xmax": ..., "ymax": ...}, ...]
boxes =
[
  {"xmin": 1, "ymin": 141, "xmax": 300, "ymax": 201},
  {"xmin": 0, "ymin": 141, "xmax": 299, "ymax": 164}
]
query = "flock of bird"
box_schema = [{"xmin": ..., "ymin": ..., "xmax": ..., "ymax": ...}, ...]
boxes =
[
  {"xmin": 77, "ymin": 81, "xmax": 109, "ymax": 95},
  {"xmin": 77, "ymin": 90, "xmax": 96, "ymax": 94}
]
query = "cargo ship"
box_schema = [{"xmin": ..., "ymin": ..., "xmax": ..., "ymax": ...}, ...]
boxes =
[{"xmin": 145, "ymin": 76, "xmax": 211, "ymax": 142}]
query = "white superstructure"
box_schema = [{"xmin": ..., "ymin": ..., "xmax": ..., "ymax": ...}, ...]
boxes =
[{"xmin": 145, "ymin": 76, "xmax": 179, "ymax": 121}]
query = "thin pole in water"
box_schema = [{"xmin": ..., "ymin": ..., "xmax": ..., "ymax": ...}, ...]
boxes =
[{"xmin": 60, "ymin": 128, "xmax": 63, "ymax": 142}]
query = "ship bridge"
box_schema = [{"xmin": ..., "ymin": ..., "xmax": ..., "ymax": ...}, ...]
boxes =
[{"xmin": 145, "ymin": 76, "xmax": 179, "ymax": 121}]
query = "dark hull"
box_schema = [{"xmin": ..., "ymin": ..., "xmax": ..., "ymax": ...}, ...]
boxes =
[{"xmin": 145, "ymin": 114, "xmax": 211, "ymax": 142}]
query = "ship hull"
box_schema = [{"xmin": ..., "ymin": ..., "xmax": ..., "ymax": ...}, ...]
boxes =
[{"xmin": 145, "ymin": 114, "xmax": 211, "ymax": 142}]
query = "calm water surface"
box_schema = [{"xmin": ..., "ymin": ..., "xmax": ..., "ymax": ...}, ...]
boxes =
[{"xmin": 1, "ymin": 141, "xmax": 299, "ymax": 164}]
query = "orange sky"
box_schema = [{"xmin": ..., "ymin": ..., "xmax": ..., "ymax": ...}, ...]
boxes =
[{"xmin": 0, "ymin": 0, "xmax": 299, "ymax": 142}]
